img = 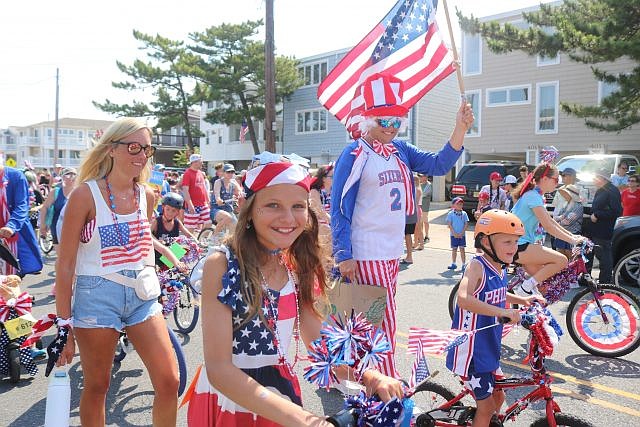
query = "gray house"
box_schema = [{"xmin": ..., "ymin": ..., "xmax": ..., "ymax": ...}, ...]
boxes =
[{"xmin": 460, "ymin": 1, "xmax": 639, "ymax": 165}]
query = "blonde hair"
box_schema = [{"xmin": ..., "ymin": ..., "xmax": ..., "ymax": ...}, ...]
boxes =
[{"xmin": 77, "ymin": 117, "xmax": 152, "ymax": 184}]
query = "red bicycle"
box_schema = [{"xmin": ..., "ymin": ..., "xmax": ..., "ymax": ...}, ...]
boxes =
[{"xmin": 411, "ymin": 304, "xmax": 594, "ymax": 427}]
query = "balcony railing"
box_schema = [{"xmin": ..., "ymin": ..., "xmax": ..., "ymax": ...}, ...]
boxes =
[{"xmin": 154, "ymin": 134, "xmax": 200, "ymax": 148}]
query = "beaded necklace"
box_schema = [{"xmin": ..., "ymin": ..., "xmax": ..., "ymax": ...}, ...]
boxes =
[
  {"xmin": 258, "ymin": 260, "xmax": 302, "ymax": 379},
  {"xmin": 104, "ymin": 175, "xmax": 144, "ymax": 246}
]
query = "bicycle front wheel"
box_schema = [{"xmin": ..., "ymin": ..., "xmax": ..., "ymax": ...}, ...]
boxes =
[
  {"xmin": 173, "ymin": 287, "xmax": 200, "ymax": 334},
  {"xmin": 412, "ymin": 381, "xmax": 459, "ymax": 414},
  {"xmin": 448, "ymin": 281, "xmax": 460, "ymax": 320},
  {"xmin": 197, "ymin": 227, "xmax": 215, "ymax": 247},
  {"xmin": 566, "ymin": 284, "xmax": 640, "ymax": 358},
  {"xmin": 531, "ymin": 412, "xmax": 594, "ymax": 426},
  {"xmin": 39, "ymin": 231, "xmax": 54, "ymax": 254}
]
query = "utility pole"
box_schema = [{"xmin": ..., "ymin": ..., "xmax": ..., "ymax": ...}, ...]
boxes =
[
  {"xmin": 54, "ymin": 67, "xmax": 59, "ymax": 166},
  {"xmin": 264, "ymin": 0, "xmax": 276, "ymax": 152}
]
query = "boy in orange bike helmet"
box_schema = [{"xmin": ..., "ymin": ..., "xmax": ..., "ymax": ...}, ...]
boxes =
[{"xmin": 447, "ymin": 209, "xmax": 543, "ymax": 427}]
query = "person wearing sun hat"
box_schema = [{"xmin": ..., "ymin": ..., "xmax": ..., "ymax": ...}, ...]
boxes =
[
  {"xmin": 331, "ymin": 72, "xmax": 475, "ymax": 378},
  {"xmin": 552, "ymin": 184, "xmax": 584, "ymax": 259},
  {"xmin": 501, "ymin": 174, "xmax": 517, "ymax": 211},
  {"xmin": 477, "ymin": 171, "xmax": 507, "ymax": 216}
]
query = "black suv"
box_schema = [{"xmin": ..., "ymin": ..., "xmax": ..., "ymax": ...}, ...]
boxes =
[
  {"xmin": 449, "ymin": 161, "xmax": 525, "ymax": 218},
  {"xmin": 612, "ymin": 216, "xmax": 640, "ymax": 287}
]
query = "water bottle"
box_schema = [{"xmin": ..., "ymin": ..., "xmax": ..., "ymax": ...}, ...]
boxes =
[{"xmin": 44, "ymin": 368, "xmax": 71, "ymax": 427}]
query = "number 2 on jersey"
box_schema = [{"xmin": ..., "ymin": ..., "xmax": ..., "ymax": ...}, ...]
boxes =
[{"xmin": 390, "ymin": 188, "xmax": 401, "ymax": 211}]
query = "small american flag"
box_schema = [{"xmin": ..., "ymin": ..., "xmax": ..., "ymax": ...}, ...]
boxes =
[
  {"xmin": 318, "ymin": 0, "xmax": 455, "ymax": 138},
  {"xmin": 409, "ymin": 339, "xmax": 430, "ymax": 388},
  {"xmin": 239, "ymin": 119, "xmax": 249, "ymax": 143},
  {"xmin": 98, "ymin": 219, "xmax": 152, "ymax": 267},
  {"xmin": 408, "ymin": 326, "xmax": 471, "ymax": 355}
]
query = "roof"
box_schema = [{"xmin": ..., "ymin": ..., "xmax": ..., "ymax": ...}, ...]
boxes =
[{"xmin": 13, "ymin": 117, "xmax": 114, "ymax": 129}]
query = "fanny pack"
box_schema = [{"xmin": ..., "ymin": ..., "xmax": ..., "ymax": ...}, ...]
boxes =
[{"xmin": 103, "ymin": 250, "xmax": 161, "ymax": 301}]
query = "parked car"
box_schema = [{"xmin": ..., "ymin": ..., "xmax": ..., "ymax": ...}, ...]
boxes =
[
  {"xmin": 449, "ymin": 161, "xmax": 525, "ymax": 219},
  {"xmin": 553, "ymin": 154, "xmax": 639, "ymax": 214},
  {"xmin": 612, "ymin": 215, "xmax": 640, "ymax": 287}
]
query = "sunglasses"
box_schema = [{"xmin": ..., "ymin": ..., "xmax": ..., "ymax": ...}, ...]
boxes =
[
  {"xmin": 376, "ymin": 118, "xmax": 403, "ymax": 129},
  {"xmin": 63, "ymin": 173, "xmax": 76, "ymax": 178},
  {"xmin": 113, "ymin": 141, "xmax": 156, "ymax": 158}
]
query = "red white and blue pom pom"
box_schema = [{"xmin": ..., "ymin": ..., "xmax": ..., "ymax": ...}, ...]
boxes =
[{"xmin": 539, "ymin": 146, "xmax": 560, "ymax": 164}]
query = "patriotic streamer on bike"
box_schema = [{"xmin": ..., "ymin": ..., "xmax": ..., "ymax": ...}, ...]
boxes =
[
  {"xmin": 21, "ymin": 314, "xmax": 72, "ymax": 376},
  {"xmin": 317, "ymin": 0, "xmax": 455, "ymax": 139}
]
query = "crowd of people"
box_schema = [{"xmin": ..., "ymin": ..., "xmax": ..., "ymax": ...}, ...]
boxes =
[{"xmin": 3, "ymin": 71, "xmax": 638, "ymax": 427}]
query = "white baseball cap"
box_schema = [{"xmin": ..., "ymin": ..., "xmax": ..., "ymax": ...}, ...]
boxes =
[
  {"xmin": 189, "ymin": 154, "xmax": 202, "ymax": 163},
  {"xmin": 502, "ymin": 175, "xmax": 517, "ymax": 185}
]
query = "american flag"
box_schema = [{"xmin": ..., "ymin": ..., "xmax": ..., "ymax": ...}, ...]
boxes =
[
  {"xmin": 409, "ymin": 339, "xmax": 430, "ymax": 388},
  {"xmin": 98, "ymin": 219, "xmax": 152, "ymax": 267},
  {"xmin": 239, "ymin": 119, "xmax": 249, "ymax": 143},
  {"xmin": 317, "ymin": 0, "xmax": 455, "ymax": 138},
  {"xmin": 407, "ymin": 326, "xmax": 471, "ymax": 355}
]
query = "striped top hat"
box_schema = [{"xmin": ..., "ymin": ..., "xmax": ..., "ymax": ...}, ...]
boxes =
[
  {"xmin": 243, "ymin": 152, "xmax": 313, "ymax": 198},
  {"xmin": 361, "ymin": 73, "xmax": 409, "ymax": 117}
]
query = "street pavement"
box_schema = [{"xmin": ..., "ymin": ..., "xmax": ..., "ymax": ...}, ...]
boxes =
[{"xmin": 2, "ymin": 203, "xmax": 639, "ymax": 426}]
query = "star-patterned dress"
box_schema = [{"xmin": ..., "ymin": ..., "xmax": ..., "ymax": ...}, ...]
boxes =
[{"xmin": 186, "ymin": 246, "xmax": 299, "ymax": 427}]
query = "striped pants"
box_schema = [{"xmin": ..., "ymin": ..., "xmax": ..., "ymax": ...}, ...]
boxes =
[{"xmin": 356, "ymin": 259, "xmax": 400, "ymax": 378}]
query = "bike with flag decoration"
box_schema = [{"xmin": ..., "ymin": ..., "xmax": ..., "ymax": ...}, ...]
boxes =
[
  {"xmin": 326, "ymin": 304, "xmax": 594, "ymax": 426},
  {"xmin": 447, "ymin": 242, "xmax": 640, "ymax": 358},
  {"xmin": 407, "ymin": 303, "xmax": 594, "ymax": 427}
]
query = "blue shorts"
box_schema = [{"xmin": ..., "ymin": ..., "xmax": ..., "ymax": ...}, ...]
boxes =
[
  {"xmin": 463, "ymin": 363, "xmax": 504, "ymax": 401},
  {"xmin": 73, "ymin": 271, "xmax": 162, "ymax": 331},
  {"xmin": 555, "ymin": 238, "xmax": 573, "ymax": 250},
  {"xmin": 450, "ymin": 235, "xmax": 466, "ymax": 248}
]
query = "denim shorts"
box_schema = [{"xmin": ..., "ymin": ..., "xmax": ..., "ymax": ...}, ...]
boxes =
[{"xmin": 73, "ymin": 270, "xmax": 162, "ymax": 331}]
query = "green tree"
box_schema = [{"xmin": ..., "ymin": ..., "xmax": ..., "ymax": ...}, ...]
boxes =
[
  {"xmin": 173, "ymin": 146, "xmax": 200, "ymax": 168},
  {"xmin": 93, "ymin": 30, "xmax": 202, "ymax": 151},
  {"xmin": 189, "ymin": 20, "xmax": 303, "ymax": 154},
  {"xmin": 458, "ymin": 0, "xmax": 640, "ymax": 132}
]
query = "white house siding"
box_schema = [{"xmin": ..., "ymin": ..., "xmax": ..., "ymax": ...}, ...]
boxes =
[{"xmin": 462, "ymin": 6, "xmax": 639, "ymax": 162}]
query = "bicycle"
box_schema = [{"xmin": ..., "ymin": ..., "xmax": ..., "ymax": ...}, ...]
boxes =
[
  {"xmin": 113, "ymin": 324, "xmax": 187, "ymax": 397},
  {"xmin": 448, "ymin": 247, "xmax": 640, "ymax": 358},
  {"xmin": 328, "ymin": 303, "xmax": 595, "ymax": 427},
  {"xmin": 38, "ymin": 230, "xmax": 54, "ymax": 255},
  {"xmin": 158, "ymin": 267, "xmax": 200, "ymax": 335}
]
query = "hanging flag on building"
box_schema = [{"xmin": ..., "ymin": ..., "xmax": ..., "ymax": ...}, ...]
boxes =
[
  {"xmin": 317, "ymin": 0, "xmax": 455, "ymax": 138},
  {"xmin": 239, "ymin": 119, "xmax": 249, "ymax": 143}
]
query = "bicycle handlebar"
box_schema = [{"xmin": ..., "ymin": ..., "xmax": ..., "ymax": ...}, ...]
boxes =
[{"xmin": 326, "ymin": 408, "xmax": 358, "ymax": 426}]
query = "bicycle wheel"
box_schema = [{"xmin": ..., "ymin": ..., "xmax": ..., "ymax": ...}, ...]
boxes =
[
  {"xmin": 530, "ymin": 412, "xmax": 594, "ymax": 426},
  {"xmin": 448, "ymin": 281, "xmax": 460, "ymax": 320},
  {"xmin": 197, "ymin": 227, "xmax": 215, "ymax": 247},
  {"xmin": 167, "ymin": 326, "xmax": 187, "ymax": 397},
  {"xmin": 566, "ymin": 284, "xmax": 640, "ymax": 358},
  {"xmin": 8, "ymin": 347, "xmax": 21, "ymax": 383},
  {"xmin": 39, "ymin": 231, "xmax": 54, "ymax": 254},
  {"xmin": 412, "ymin": 381, "xmax": 459, "ymax": 414},
  {"xmin": 173, "ymin": 287, "xmax": 200, "ymax": 334},
  {"xmin": 613, "ymin": 249, "xmax": 640, "ymax": 288},
  {"xmin": 114, "ymin": 335, "xmax": 131, "ymax": 363}
]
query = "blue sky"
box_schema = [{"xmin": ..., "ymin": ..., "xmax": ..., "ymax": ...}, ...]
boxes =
[{"xmin": 0, "ymin": 0, "xmax": 556, "ymax": 128}]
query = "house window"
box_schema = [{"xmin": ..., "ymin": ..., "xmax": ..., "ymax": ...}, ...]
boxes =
[
  {"xmin": 70, "ymin": 150, "xmax": 80, "ymax": 159},
  {"xmin": 466, "ymin": 90, "xmax": 481, "ymax": 136},
  {"xmin": 486, "ymin": 85, "xmax": 531, "ymax": 107},
  {"xmin": 298, "ymin": 61, "xmax": 328, "ymax": 86},
  {"xmin": 218, "ymin": 136, "xmax": 222, "ymax": 144},
  {"xmin": 598, "ymin": 80, "xmax": 619, "ymax": 105},
  {"xmin": 537, "ymin": 53, "xmax": 560, "ymax": 66},
  {"xmin": 462, "ymin": 33, "xmax": 481, "ymax": 76},
  {"xmin": 77, "ymin": 131, "xmax": 83, "ymax": 138},
  {"xmin": 536, "ymin": 81, "xmax": 559, "ymax": 134},
  {"xmin": 296, "ymin": 109, "xmax": 328, "ymax": 134},
  {"xmin": 47, "ymin": 128, "xmax": 52, "ymax": 137},
  {"xmin": 207, "ymin": 101, "xmax": 215, "ymax": 110}
]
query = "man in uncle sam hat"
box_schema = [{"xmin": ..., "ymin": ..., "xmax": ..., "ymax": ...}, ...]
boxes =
[{"xmin": 331, "ymin": 72, "xmax": 474, "ymax": 378}]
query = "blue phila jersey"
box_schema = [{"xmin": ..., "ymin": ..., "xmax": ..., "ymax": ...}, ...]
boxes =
[{"xmin": 446, "ymin": 255, "xmax": 507, "ymax": 376}]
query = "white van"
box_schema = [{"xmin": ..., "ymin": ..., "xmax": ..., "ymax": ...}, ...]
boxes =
[{"xmin": 555, "ymin": 154, "xmax": 639, "ymax": 210}]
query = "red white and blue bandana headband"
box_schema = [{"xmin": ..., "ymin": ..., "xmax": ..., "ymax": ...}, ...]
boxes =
[{"xmin": 243, "ymin": 153, "xmax": 313, "ymax": 198}]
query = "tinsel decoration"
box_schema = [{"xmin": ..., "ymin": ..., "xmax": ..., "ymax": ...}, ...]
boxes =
[{"xmin": 539, "ymin": 146, "xmax": 560, "ymax": 164}]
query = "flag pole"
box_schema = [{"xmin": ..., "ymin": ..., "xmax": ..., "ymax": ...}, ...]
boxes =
[{"xmin": 442, "ymin": 0, "xmax": 466, "ymax": 99}]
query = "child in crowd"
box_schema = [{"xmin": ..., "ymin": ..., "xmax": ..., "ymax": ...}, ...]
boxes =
[
  {"xmin": 552, "ymin": 184, "xmax": 583, "ymax": 260},
  {"xmin": 501, "ymin": 175, "xmax": 517, "ymax": 211},
  {"xmin": 447, "ymin": 209, "xmax": 539, "ymax": 427},
  {"xmin": 447, "ymin": 197, "xmax": 469, "ymax": 270},
  {"xmin": 185, "ymin": 153, "xmax": 402, "ymax": 426}
]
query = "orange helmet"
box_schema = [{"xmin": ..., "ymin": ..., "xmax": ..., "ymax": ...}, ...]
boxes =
[{"xmin": 474, "ymin": 209, "xmax": 525, "ymax": 238}]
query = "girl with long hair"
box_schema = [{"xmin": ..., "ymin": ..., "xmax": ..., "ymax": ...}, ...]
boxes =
[
  {"xmin": 185, "ymin": 155, "xmax": 402, "ymax": 426},
  {"xmin": 55, "ymin": 118, "xmax": 178, "ymax": 427},
  {"xmin": 510, "ymin": 163, "xmax": 585, "ymax": 296}
]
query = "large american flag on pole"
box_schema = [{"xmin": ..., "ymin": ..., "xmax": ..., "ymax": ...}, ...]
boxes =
[
  {"xmin": 317, "ymin": 0, "xmax": 455, "ymax": 138},
  {"xmin": 98, "ymin": 219, "xmax": 152, "ymax": 267}
]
